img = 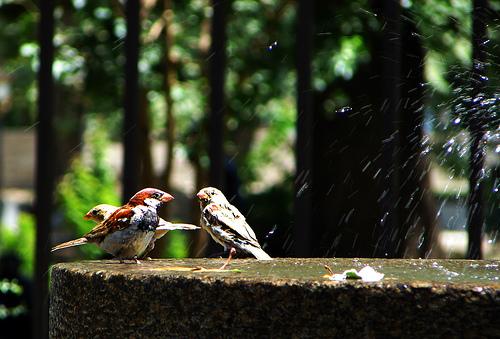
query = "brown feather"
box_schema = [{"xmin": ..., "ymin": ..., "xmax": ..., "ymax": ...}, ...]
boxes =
[
  {"xmin": 128, "ymin": 188, "xmax": 162, "ymax": 206},
  {"xmin": 84, "ymin": 207, "xmax": 135, "ymax": 241}
]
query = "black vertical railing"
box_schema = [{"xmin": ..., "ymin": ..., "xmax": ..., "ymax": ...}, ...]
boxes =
[
  {"xmin": 374, "ymin": 0, "xmax": 401, "ymax": 257},
  {"xmin": 122, "ymin": 0, "xmax": 140, "ymax": 202},
  {"xmin": 467, "ymin": 0, "xmax": 489, "ymax": 259},
  {"xmin": 34, "ymin": 1, "xmax": 55, "ymax": 338},
  {"xmin": 0, "ymin": 108, "xmax": 3, "ymax": 216},
  {"xmin": 208, "ymin": 0, "xmax": 227, "ymax": 190},
  {"xmin": 399, "ymin": 12, "xmax": 427, "ymax": 258},
  {"xmin": 294, "ymin": 0, "xmax": 314, "ymax": 257},
  {"xmin": 204, "ymin": 0, "xmax": 228, "ymax": 256}
]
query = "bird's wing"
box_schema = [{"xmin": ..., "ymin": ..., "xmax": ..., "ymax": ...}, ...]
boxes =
[
  {"xmin": 204, "ymin": 203, "xmax": 259, "ymax": 246},
  {"xmin": 84, "ymin": 207, "xmax": 135, "ymax": 241}
]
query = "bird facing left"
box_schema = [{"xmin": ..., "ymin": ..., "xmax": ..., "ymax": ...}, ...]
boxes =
[{"xmin": 51, "ymin": 188, "xmax": 174, "ymax": 263}]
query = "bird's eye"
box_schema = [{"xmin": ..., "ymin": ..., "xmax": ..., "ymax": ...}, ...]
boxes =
[
  {"xmin": 91, "ymin": 210, "xmax": 98, "ymax": 215},
  {"xmin": 152, "ymin": 192, "xmax": 161, "ymax": 199}
]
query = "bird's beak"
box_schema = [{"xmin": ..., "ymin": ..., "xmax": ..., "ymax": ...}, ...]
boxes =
[
  {"xmin": 196, "ymin": 192, "xmax": 208, "ymax": 200},
  {"xmin": 83, "ymin": 213, "xmax": 92, "ymax": 220},
  {"xmin": 161, "ymin": 193, "xmax": 174, "ymax": 203}
]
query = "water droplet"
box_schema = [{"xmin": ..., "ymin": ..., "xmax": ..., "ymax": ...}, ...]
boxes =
[
  {"xmin": 421, "ymin": 146, "xmax": 431, "ymax": 155},
  {"xmin": 472, "ymin": 95, "xmax": 484, "ymax": 104},
  {"xmin": 473, "ymin": 61, "xmax": 485, "ymax": 71},
  {"xmin": 417, "ymin": 233, "xmax": 425, "ymax": 248},
  {"xmin": 380, "ymin": 211, "xmax": 389, "ymax": 225},
  {"xmin": 265, "ymin": 225, "xmax": 278, "ymax": 239},
  {"xmin": 268, "ymin": 41, "xmax": 278, "ymax": 51},
  {"xmin": 345, "ymin": 209, "xmax": 355, "ymax": 223},
  {"xmin": 336, "ymin": 106, "xmax": 353, "ymax": 117},
  {"xmin": 296, "ymin": 182, "xmax": 309, "ymax": 197},
  {"xmin": 453, "ymin": 117, "xmax": 461, "ymax": 124}
]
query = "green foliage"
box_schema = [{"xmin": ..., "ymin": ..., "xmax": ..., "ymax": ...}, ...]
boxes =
[
  {"xmin": 0, "ymin": 213, "xmax": 35, "ymax": 277},
  {"xmin": 163, "ymin": 232, "xmax": 189, "ymax": 258},
  {"xmin": 314, "ymin": 34, "xmax": 369, "ymax": 88},
  {"xmin": 0, "ymin": 279, "xmax": 27, "ymax": 319},
  {"xmin": 243, "ymin": 98, "xmax": 295, "ymax": 183},
  {"xmin": 0, "ymin": 279, "xmax": 23, "ymax": 295},
  {"xmin": 57, "ymin": 118, "xmax": 119, "ymax": 258},
  {"xmin": 0, "ymin": 0, "xmax": 498, "ymax": 259}
]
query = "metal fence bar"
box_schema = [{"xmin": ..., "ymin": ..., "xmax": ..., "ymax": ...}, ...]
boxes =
[
  {"xmin": 467, "ymin": 0, "xmax": 489, "ymax": 259},
  {"xmin": 34, "ymin": 1, "xmax": 55, "ymax": 338},
  {"xmin": 203, "ymin": 0, "xmax": 229, "ymax": 256},
  {"xmin": 122, "ymin": 0, "xmax": 140, "ymax": 202},
  {"xmin": 294, "ymin": 0, "xmax": 314, "ymax": 257},
  {"xmin": 208, "ymin": 0, "xmax": 227, "ymax": 190},
  {"xmin": 0, "ymin": 106, "xmax": 2, "ymax": 216},
  {"xmin": 374, "ymin": 0, "xmax": 401, "ymax": 257}
]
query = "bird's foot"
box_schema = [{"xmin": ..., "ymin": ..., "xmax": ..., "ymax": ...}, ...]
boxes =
[
  {"xmin": 219, "ymin": 248, "xmax": 237, "ymax": 270},
  {"xmin": 134, "ymin": 256, "xmax": 142, "ymax": 264}
]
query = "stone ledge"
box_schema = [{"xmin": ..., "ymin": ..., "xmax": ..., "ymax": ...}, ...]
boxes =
[{"xmin": 49, "ymin": 258, "xmax": 500, "ymax": 338}]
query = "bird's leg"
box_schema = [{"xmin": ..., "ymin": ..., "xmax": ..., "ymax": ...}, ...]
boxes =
[
  {"xmin": 139, "ymin": 241, "xmax": 155, "ymax": 260},
  {"xmin": 219, "ymin": 247, "xmax": 236, "ymax": 270}
]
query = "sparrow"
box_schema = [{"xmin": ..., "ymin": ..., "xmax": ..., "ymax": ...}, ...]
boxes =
[
  {"xmin": 84, "ymin": 203, "xmax": 200, "ymax": 258},
  {"xmin": 196, "ymin": 187, "xmax": 272, "ymax": 269},
  {"xmin": 51, "ymin": 188, "xmax": 174, "ymax": 263}
]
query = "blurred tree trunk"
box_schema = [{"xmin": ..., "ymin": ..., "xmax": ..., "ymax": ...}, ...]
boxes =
[
  {"xmin": 371, "ymin": 0, "xmax": 402, "ymax": 257},
  {"xmin": 150, "ymin": 0, "xmax": 176, "ymax": 258},
  {"xmin": 34, "ymin": 2, "xmax": 54, "ymax": 337},
  {"xmin": 312, "ymin": 69, "xmax": 384, "ymax": 257},
  {"xmin": 311, "ymin": 1, "xmax": 441, "ymax": 258},
  {"xmin": 138, "ymin": 88, "xmax": 154, "ymax": 188},
  {"xmin": 122, "ymin": 0, "xmax": 141, "ymax": 202},
  {"xmin": 466, "ymin": 0, "xmax": 489, "ymax": 259},
  {"xmin": 189, "ymin": 11, "xmax": 212, "ymax": 258},
  {"xmin": 294, "ymin": 0, "xmax": 314, "ymax": 257},
  {"xmin": 131, "ymin": 89, "xmax": 158, "ymax": 257},
  {"xmin": 312, "ymin": 1, "xmax": 399, "ymax": 257},
  {"xmin": 204, "ymin": 0, "xmax": 229, "ymax": 257}
]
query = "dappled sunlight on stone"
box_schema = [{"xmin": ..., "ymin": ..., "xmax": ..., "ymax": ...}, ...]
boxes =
[{"xmin": 50, "ymin": 258, "xmax": 500, "ymax": 337}]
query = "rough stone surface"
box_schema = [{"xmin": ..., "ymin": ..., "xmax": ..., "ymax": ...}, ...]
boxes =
[{"xmin": 50, "ymin": 258, "xmax": 500, "ymax": 338}]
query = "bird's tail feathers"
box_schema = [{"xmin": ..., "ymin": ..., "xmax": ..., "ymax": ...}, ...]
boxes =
[
  {"xmin": 157, "ymin": 222, "xmax": 200, "ymax": 231},
  {"xmin": 245, "ymin": 245, "xmax": 273, "ymax": 260},
  {"xmin": 51, "ymin": 238, "xmax": 88, "ymax": 252}
]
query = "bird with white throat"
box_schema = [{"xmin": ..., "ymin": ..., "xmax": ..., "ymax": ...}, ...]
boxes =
[
  {"xmin": 51, "ymin": 188, "xmax": 174, "ymax": 263},
  {"xmin": 197, "ymin": 187, "xmax": 272, "ymax": 269},
  {"xmin": 83, "ymin": 203, "xmax": 200, "ymax": 259}
]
